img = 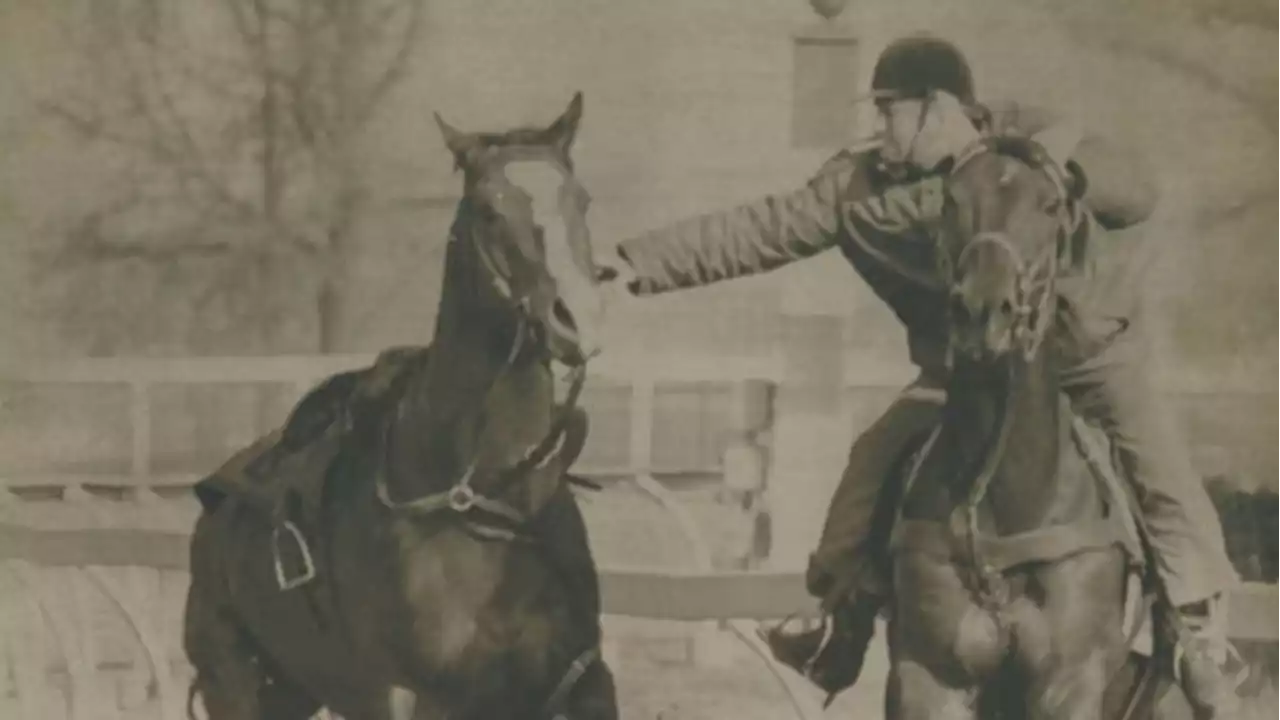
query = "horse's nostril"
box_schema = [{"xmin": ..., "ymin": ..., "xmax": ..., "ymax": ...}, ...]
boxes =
[
  {"xmin": 1000, "ymin": 299, "xmax": 1015, "ymax": 317},
  {"xmin": 596, "ymin": 266, "xmax": 618, "ymax": 283}
]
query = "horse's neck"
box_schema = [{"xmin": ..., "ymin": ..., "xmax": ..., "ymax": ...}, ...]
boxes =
[
  {"xmin": 943, "ymin": 345, "xmax": 1067, "ymax": 532},
  {"xmin": 385, "ymin": 241, "xmax": 554, "ymax": 493}
]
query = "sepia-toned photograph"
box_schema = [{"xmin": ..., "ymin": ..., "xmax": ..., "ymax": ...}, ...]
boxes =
[{"xmin": 0, "ymin": 0, "xmax": 1275, "ymax": 718}]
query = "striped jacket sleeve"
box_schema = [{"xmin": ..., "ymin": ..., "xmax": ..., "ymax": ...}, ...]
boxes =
[{"xmin": 615, "ymin": 142, "xmax": 880, "ymax": 296}]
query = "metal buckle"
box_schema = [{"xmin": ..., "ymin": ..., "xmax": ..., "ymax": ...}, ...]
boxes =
[
  {"xmin": 448, "ymin": 483, "xmax": 477, "ymax": 513},
  {"xmin": 272, "ymin": 521, "xmax": 316, "ymax": 591}
]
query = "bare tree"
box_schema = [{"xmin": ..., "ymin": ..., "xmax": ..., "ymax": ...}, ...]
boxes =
[{"xmin": 42, "ymin": 0, "xmax": 426, "ymax": 352}]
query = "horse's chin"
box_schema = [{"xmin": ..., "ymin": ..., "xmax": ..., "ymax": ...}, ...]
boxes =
[
  {"xmin": 951, "ymin": 342, "xmax": 1014, "ymax": 366},
  {"xmin": 951, "ymin": 326, "xmax": 1017, "ymax": 365},
  {"xmin": 538, "ymin": 313, "xmax": 598, "ymax": 367},
  {"xmin": 544, "ymin": 329, "xmax": 596, "ymax": 368}
]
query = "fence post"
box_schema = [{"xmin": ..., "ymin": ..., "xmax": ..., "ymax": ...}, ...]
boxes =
[
  {"xmin": 129, "ymin": 381, "xmax": 161, "ymax": 503},
  {"xmin": 720, "ymin": 379, "xmax": 776, "ymax": 569},
  {"xmin": 628, "ymin": 376, "xmax": 655, "ymax": 477}
]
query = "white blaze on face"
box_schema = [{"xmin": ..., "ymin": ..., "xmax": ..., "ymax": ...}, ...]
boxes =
[{"xmin": 505, "ymin": 160, "xmax": 602, "ymax": 358}]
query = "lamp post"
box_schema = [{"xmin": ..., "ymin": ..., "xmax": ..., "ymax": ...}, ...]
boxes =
[{"xmin": 790, "ymin": 0, "xmax": 861, "ymax": 148}]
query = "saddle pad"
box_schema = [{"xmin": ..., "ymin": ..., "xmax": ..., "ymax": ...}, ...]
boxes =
[
  {"xmin": 192, "ymin": 428, "xmax": 284, "ymax": 512},
  {"xmin": 192, "ymin": 347, "xmax": 428, "ymax": 515}
]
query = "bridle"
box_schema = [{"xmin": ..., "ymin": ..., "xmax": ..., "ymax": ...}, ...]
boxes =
[{"xmin": 939, "ymin": 138, "xmax": 1073, "ymax": 365}]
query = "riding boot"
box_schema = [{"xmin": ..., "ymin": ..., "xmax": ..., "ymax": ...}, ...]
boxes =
[
  {"xmin": 1175, "ymin": 597, "xmax": 1242, "ymax": 720},
  {"xmin": 762, "ymin": 593, "xmax": 881, "ymax": 705}
]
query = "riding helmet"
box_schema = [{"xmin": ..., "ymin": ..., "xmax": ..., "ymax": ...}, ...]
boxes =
[{"xmin": 869, "ymin": 34, "xmax": 976, "ymax": 105}]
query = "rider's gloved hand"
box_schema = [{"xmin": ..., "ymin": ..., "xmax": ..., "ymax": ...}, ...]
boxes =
[{"xmin": 601, "ymin": 247, "xmax": 641, "ymax": 297}]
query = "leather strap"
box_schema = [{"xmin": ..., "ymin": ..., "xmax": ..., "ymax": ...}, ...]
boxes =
[{"xmin": 892, "ymin": 515, "xmax": 1125, "ymax": 573}]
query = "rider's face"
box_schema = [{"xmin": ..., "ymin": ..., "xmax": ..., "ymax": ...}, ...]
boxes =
[{"xmin": 875, "ymin": 97, "xmax": 927, "ymax": 166}]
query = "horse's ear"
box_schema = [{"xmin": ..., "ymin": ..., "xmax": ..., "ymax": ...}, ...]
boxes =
[
  {"xmin": 545, "ymin": 92, "xmax": 583, "ymax": 158},
  {"xmin": 1033, "ymin": 121, "xmax": 1083, "ymax": 172},
  {"xmin": 435, "ymin": 112, "xmax": 478, "ymax": 170}
]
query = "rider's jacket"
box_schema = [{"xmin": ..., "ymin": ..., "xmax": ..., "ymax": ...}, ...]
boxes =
[{"xmin": 616, "ymin": 100, "xmax": 1160, "ymax": 372}]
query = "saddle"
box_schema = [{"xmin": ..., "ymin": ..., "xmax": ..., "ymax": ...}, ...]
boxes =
[
  {"xmin": 193, "ymin": 345, "xmax": 596, "ymax": 591},
  {"xmin": 193, "ymin": 346, "xmax": 431, "ymax": 589}
]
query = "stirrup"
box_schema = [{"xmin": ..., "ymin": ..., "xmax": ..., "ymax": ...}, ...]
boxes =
[
  {"xmin": 757, "ymin": 612, "xmax": 836, "ymax": 675},
  {"xmin": 272, "ymin": 520, "xmax": 316, "ymax": 590},
  {"xmin": 1173, "ymin": 635, "xmax": 1250, "ymax": 692}
]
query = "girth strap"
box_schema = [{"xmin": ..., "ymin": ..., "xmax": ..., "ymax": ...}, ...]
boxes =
[
  {"xmin": 891, "ymin": 515, "xmax": 1125, "ymax": 573},
  {"xmin": 543, "ymin": 645, "xmax": 600, "ymax": 719}
]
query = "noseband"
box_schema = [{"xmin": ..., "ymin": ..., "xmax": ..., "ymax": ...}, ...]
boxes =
[{"xmin": 952, "ymin": 231, "xmax": 1059, "ymax": 362}]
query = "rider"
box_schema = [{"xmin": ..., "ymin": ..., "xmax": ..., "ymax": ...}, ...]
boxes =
[{"xmin": 609, "ymin": 34, "xmax": 1239, "ymax": 718}]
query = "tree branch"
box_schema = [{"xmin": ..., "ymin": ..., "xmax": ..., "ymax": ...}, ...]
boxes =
[
  {"xmin": 1039, "ymin": 2, "xmax": 1277, "ymax": 132},
  {"xmin": 353, "ymin": 0, "xmax": 425, "ymax": 130}
]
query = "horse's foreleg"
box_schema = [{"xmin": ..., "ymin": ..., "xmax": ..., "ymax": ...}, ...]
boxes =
[
  {"xmin": 887, "ymin": 654, "xmax": 980, "ymax": 720},
  {"xmin": 1019, "ymin": 549, "xmax": 1127, "ymax": 720},
  {"xmin": 888, "ymin": 555, "xmax": 984, "ymax": 720}
]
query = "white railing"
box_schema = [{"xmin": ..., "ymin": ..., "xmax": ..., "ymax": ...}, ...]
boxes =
[
  {"xmin": 3, "ymin": 352, "xmax": 1269, "ymax": 494},
  {"xmin": 0, "ymin": 354, "xmax": 1275, "ymax": 720},
  {"xmin": 1, "ymin": 351, "xmax": 796, "ymax": 494}
]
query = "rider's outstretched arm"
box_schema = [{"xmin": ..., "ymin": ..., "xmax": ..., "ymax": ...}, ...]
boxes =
[{"xmin": 615, "ymin": 141, "xmax": 886, "ymax": 296}]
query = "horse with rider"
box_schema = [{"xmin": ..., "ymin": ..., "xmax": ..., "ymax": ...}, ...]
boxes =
[{"xmin": 611, "ymin": 34, "xmax": 1240, "ymax": 719}]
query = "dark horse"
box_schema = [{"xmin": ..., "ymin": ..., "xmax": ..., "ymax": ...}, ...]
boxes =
[
  {"xmin": 183, "ymin": 93, "xmax": 620, "ymax": 720},
  {"xmin": 885, "ymin": 137, "xmax": 1192, "ymax": 719}
]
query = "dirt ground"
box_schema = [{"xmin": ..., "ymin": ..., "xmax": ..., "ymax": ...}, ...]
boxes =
[{"xmin": 1, "ymin": 480, "xmax": 1275, "ymax": 719}]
